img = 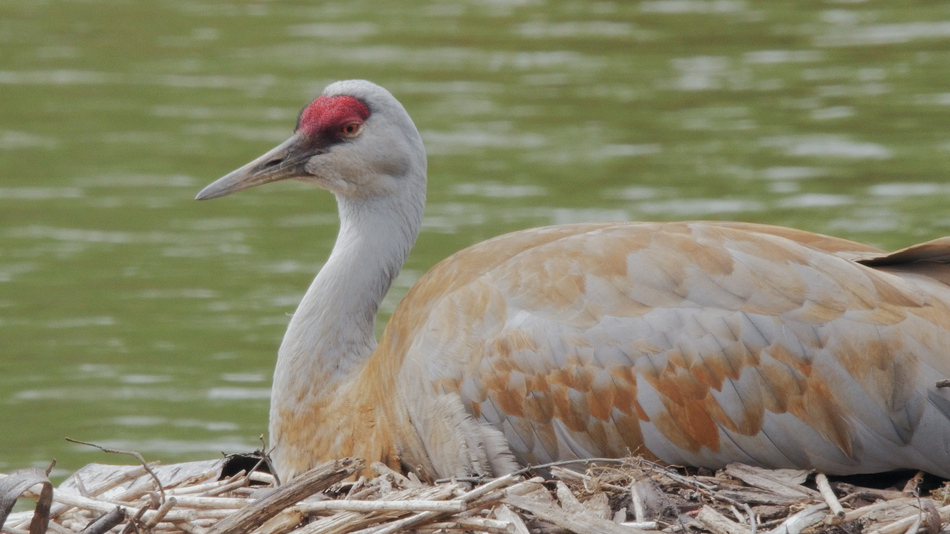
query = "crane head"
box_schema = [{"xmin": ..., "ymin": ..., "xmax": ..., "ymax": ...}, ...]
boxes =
[{"xmin": 196, "ymin": 80, "xmax": 426, "ymax": 201}]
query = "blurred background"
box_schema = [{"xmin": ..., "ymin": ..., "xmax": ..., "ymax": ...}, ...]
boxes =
[{"xmin": 2, "ymin": 1, "xmax": 950, "ymax": 480}]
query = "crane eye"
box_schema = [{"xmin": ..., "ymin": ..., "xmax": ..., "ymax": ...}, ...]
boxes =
[{"xmin": 340, "ymin": 122, "xmax": 362, "ymax": 137}]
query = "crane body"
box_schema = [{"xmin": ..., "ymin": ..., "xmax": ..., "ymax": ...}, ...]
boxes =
[{"xmin": 197, "ymin": 80, "xmax": 950, "ymax": 482}]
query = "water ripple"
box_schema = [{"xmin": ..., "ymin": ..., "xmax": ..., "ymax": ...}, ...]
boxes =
[
  {"xmin": 515, "ymin": 21, "xmax": 641, "ymax": 39},
  {"xmin": 640, "ymin": 0, "xmax": 747, "ymax": 14},
  {"xmin": 637, "ymin": 198, "xmax": 765, "ymax": 216},
  {"xmin": 206, "ymin": 387, "xmax": 271, "ymax": 400},
  {"xmin": 0, "ymin": 187, "xmax": 81, "ymax": 200},
  {"xmin": 817, "ymin": 21, "xmax": 950, "ymax": 47},
  {"xmin": 0, "ymin": 131, "xmax": 58, "ymax": 149},
  {"xmin": 762, "ymin": 135, "xmax": 893, "ymax": 159},
  {"xmin": 777, "ymin": 193, "xmax": 852, "ymax": 209},
  {"xmin": 287, "ymin": 22, "xmax": 378, "ymax": 38},
  {"xmin": 451, "ymin": 182, "xmax": 547, "ymax": 198}
]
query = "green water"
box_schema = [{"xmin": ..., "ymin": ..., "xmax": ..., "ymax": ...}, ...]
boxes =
[{"xmin": 3, "ymin": 1, "xmax": 950, "ymax": 479}]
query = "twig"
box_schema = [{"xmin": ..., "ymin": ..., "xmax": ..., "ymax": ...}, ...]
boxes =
[
  {"xmin": 766, "ymin": 503, "xmax": 827, "ymax": 534},
  {"xmin": 142, "ymin": 496, "xmax": 178, "ymax": 529},
  {"xmin": 505, "ymin": 489, "xmax": 650, "ymax": 534},
  {"xmin": 815, "ymin": 474, "xmax": 845, "ymax": 521},
  {"xmin": 298, "ymin": 480, "xmax": 461, "ymax": 534},
  {"xmin": 119, "ymin": 504, "xmax": 150, "ymax": 534},
  {"xmin": 358, "ymin": 475, "xmax": 525, "ymax": 534},
  {"xmin": 435, "ymin": 465, "xmax": 563, "ymax": 485},
  {"xmin": 165, "ymin": 475, "xmax": 247, "ymax": 497},
  {"xmin": 0, "ymin": 467, "xmax": 54, "ymax": 534},
  {"xmin": 45, "ymin": 520, "xmax": 75, "ymax": 534},
  {"xmin": 840, "ymin": 497, "xmax": 918, "ymax": 523},
  {"xmin": 419, "ymin": 517, "xmax": 515, "ymax": 533},
  {"xmin": 260, "ymin": 443, "xmax": 280, "ymax": 487},
  {"xmin": 66, "ymin": 437, "xmax": 166, "ymax": 502},
  {"xmin": 205, "ymin": 457, "xmax": 363, "ymax": 534},
  {"xmin": 248, "ymin": 471, "xmax": 277, "ymax": 486},
  {"xmin": 77, "ymin": 466, "xmax": 152, "ymax": 499},
  {"xmin": 622, "ymin": 521, "xmax": 659, "ymax": 529},
  {"xmin": 297, "ymin": 499, "xmax": 466, "ymax": 513},
  {"xmin": 508, "ymin": 457, "xmax": 635, "ymax": 479},
  {"xmin": 696, "ymin": 505, "xmax": 750, "ymax": 534},
  {"xmin": 641, "ymin": 461, "xmax": 717, "ymax": 491},
  {"xmin": 549, "ymin": 465, "xmax": 627, "ymax": 493},
  {"xmin": 493, "ymin": 503, "xmax": 531, "ymax": 534},
  {"xmin": 866, "ymin": 498, "xmax": 942, "ymax": 534},
  {"xmin": 731, "ymin": 505, "xmax": 745, "ymax": 524},
  {"xmin": 78, "ymin": 507, "xmax": 124, "ymax": 534},
  {"xmin": 836, "ymin": 483, "xmax": 905, "ymax": 503},
  {"xmin": 370, "ymin": 463, "xmax": 412, "ymax": 489},
  {"xmin": 74, "ymin": 475, "xmax": 90, "ymax": 498},
  {"xmin": 248, "ymin": 449, "xmax": 271, "ymax": 481},
  {"xmin": 251, "ymin": 506, "xmax": 304, "ymax": 534},
  {"xmin": 40, "ymin": 490, "xmax": 199, "ymax": 523},
  {"xmin": 724, "ymin": 464, "xmax": 817, "ymax": 499},
  {"xmin": 630, "ymin": 479, "xmax": 647, "ymax": 522},
  {"xmin": 742, "ymin": 503, "xmax": 758, "ymax": 534},
  {"xmin": 456, "ymin": 474, "xmax": 522, "ymax": 502},
  {"xmin": 867, "ymin": 510, "xmax": 923, "ymax": 534}
]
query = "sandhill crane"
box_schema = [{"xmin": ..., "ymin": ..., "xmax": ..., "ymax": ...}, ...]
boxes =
[{"xmin": 197, "ymin": 80, "xmax": 950, "ymax": 482}]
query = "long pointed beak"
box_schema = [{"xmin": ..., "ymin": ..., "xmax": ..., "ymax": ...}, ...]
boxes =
[{"xmin": 196, "ymin": 133, "xmax": 314, "ymax": 200}]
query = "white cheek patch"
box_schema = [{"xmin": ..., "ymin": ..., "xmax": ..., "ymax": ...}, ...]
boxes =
[
  {"xmin": 327, "ymin": 178, "xmax": 358, "ymax": 194},
  {"xmin": 303, "ymin": 155, "xmax": 359, "ymax": 195}
]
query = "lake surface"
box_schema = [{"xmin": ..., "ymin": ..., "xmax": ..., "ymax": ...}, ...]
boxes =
[{"xmin": 3, "ymin": 1, "xmax": 950, "ymax": 480}]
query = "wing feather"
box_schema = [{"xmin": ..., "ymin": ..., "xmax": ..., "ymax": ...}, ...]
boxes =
[{"xmin": 382, "ymin": 221, "xmax": 950, "ymax": 477}]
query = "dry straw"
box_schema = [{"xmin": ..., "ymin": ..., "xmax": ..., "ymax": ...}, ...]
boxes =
[{"xmin": 2, "ymin": 452, "xmax": 950, "ymax": 534}]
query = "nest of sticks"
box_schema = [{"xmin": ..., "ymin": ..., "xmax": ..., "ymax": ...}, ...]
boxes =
[{"xmin": 2, "ymin": 450, "xmax": 949, "ymax": 534}]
